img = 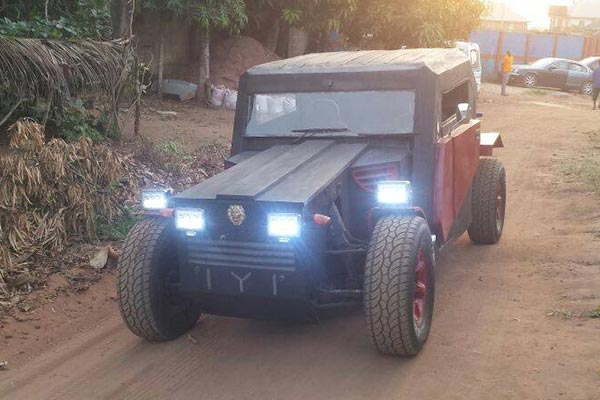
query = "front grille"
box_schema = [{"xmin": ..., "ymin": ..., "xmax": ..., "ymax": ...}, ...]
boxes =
[
  {"xmin": 186, "ymin": 239, "xmax": 296, "ymax": 272},
  {"xmin": 351, "ymin": 164, "xmax": 399, "ymax": 192}
]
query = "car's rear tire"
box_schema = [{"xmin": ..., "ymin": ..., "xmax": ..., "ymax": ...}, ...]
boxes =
[
  {"xmin": 582, "ymin": 82, "xmax": 593, "ymax": 95},
  {"xmin": 468, "ymin": 158, "xmax": 507, "ymax": 245},
  {"xmin": 524, "ymin": 73, "xmax": 537, "ymax": 88},
  {"xmin": 117, "ymin": 218, "xmax": 200, "ymax": 341},
  {"xmin": 364, "ymin": 216, "xmax": 435, "ymax": 357}
]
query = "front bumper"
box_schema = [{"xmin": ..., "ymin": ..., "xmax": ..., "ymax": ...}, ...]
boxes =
[
  {"xmin": 180, "ymin": 237, "xmax": 308, "ymax": 298},
  {"xmin": 177, "ymin": 230, "xmax": 326, "ymax": 320},
  {"xmin": 509, "ymin": 73, "xmax": 523, "ymax": 84}
]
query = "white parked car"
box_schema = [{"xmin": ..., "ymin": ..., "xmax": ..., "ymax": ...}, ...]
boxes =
[{"xmin": 456, "ymin": 41, "xmax": 482, "ymax": 93}]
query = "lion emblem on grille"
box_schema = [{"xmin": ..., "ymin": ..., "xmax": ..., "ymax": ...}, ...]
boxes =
[{"xmin": 227, "ymin": 205, "xmax": 246, "ymax": 226}]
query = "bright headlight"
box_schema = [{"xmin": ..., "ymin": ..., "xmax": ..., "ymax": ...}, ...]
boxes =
[
  {"xmin": 175, "ymin": 208, "xmax": 205, "ymax": 231},
  {"xmin": 268, "ymin": 213, "xmax": 300, "ymax": 238},
  {"xmin": 141, "ymin": 189, "xmax": 170, "ymax": 210},
  {"xmin": 377, "ymin": 181, "xmax": 411, "ymax": 205}
]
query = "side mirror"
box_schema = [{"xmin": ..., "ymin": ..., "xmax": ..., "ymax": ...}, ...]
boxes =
[{"xmin": 457, "ymin": 103, "xmax": 470, "ymax": 121}]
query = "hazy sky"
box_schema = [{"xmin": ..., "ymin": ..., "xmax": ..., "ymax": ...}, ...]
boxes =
[{"xmin": 493, "ymin": 0, "xmax": 573, "ymax": 28}]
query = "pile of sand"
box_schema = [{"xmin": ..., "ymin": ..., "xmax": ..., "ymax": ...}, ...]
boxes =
[{"xmin": 210, "ymin": 36, "xmax": 280, "ymax": 89}]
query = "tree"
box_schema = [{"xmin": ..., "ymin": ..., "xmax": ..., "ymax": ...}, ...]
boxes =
[
  {"xmin": 138, "ymin": 0, "xmax": 246, "ymax": 101},
  {"xmin": 345, "ymin": 0, "xmax": 486, "ymax": 48},
  {"xmin": 246, "ymin": 0, "xmax": 357, "ymax": 52},
  {"xmin": 0, "ymin": 0, "xmax": 112, "ymax": 39},
  {"xmin": 111, "ymin": 0, "xmax": 133, "ymax": 39}
]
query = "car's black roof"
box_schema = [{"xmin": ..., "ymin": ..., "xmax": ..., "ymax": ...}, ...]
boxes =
[{"xmin": 247, "ymin": 48, "xmax": 470, "ymax": 76}]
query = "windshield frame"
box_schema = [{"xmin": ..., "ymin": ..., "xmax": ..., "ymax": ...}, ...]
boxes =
[{"xmin": 244, "ymin": 89, "xmax": 418, "ymax": 138}]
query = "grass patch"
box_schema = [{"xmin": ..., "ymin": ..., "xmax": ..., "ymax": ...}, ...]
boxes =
[
  {"xmin": 134, "ymin": 138, "xmax": 192, "ymax": 175},
  {"xmin": 547, "ymin": 306, "xmax": 600, "ymax": 319},
  {"xmin": 585, "ymin": 227, "xmax": 600, "ymax": 239},
  {"xmin": 96, "ymin": 206, "xmax": 139, "ymax": 241},
  {"xmin": 528, "ymin": 89, "xmax": 548, "ymax": 96},
  {"xmin": 586, "ymin": 305, "xmax": 600, "ymax": 319},
  {"xmin": 557, "ymin": 133, "xmax": 600, "ymax": 195}
]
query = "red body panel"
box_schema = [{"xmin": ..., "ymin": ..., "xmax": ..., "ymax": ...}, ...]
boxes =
[
  {"xmin": 433, "ymin": 137, "xmax": 454, "ymax": 242},
  {"xmin": 433, "ymin": 120, "xmax": 481, "ymax": 243},
  {"xmin": 452, "ymin": 121, "xmax": 481, "ymax": 216}
]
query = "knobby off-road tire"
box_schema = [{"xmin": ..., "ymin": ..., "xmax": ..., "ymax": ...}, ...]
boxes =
[
  {"xmin": 117, "ymin": 218, "xmax": 199, "ymax": 341},
  {"xmin": 468, "ymin": 157, "xmax": 507, "ymax": 245},
  {"xmin": 364, "ymin": 216, "xmax": 435, "ymax": 357}
]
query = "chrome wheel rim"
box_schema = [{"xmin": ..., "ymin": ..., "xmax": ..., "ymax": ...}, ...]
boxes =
[{"xmin": 525, "ymin": 75, "xmax": 536, "ymax": 87}]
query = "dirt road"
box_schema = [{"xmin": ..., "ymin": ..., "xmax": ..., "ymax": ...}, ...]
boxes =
[{"xmin": 1, "ymin": 84, "xmax": 599, "ymax": 400}]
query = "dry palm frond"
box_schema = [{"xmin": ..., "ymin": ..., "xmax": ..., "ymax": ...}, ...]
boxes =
[
  {"xmin": 0, "ymin": 37, "xmax": 126, "ymax": 105},
  {"xmin": 0, "ymin": 119, "xmax": 132, "ymax": 274},
  {"xmin": 0, "ymin": 37, "xmax": 133, "ymax": 131}
]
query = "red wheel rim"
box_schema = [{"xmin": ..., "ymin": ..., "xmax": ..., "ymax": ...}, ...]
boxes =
[
  {"xmin": 413, "ymin": 249, "xmax": 428, "ymax": 328},
  {"xmin": 496, "ymin": 181, "xmax": 505, "ymax": 232}
]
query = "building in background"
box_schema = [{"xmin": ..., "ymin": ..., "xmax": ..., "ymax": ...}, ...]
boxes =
[
  {"xmin": 481, "ymin": 2, "xmax": 529, "ymax": 32},
  {"xmin": 549, "ymin": 0, "xmax": 600, "ymax": 33}
]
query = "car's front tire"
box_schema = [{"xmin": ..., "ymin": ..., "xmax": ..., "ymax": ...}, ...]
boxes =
[
  {"xmin": 468, "ymin": 158, "xmax": 507, "ymax": 244},
  {"xmin": 582, "ymin": 82, "xmax": 593, "ymax": 96},
  {"xmin": 524, "ymin": 73, "xmax": 537, "ymax": 88},
  {"xmin": 364, "ymin": 216, "xmax": 435, "ymax": 357},
  {"xmin": 117, "ymin": 218, "xmax": 200, "ymax": 341}
]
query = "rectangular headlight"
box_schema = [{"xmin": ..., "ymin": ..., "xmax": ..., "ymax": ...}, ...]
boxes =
[
  {"xmin": 175, "ymin": 208, "xmax": 205, "ymax": 231},
  {"xmin": 141, "ymin": 189, "xmax": 170, "ymax": 210},
  {"xmin": 268, "ymin": 213, "xmax": 300, "ymax": 238},
  {"xmin": 377, "ymin": 181, "xmax": 411, "ymax": 205}
]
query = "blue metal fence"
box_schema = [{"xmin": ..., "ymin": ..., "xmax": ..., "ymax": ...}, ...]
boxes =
[{"xmin": 469, "ymin": 30, "xmax": 599, "ymax": 79}]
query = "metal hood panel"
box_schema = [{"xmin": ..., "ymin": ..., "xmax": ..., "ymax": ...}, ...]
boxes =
[{"xmin": 177, "ymin": 140, "xmax": 368, "ymax": 205}]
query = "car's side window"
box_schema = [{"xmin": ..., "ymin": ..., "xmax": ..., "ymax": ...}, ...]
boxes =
[
  {"xmin": 568, "ymin": 63, "xmax": 585, "ymax": 73},
  {"xmin": 440, "ymin": 82, "xmax": 470, "ymax": 138},
  {"xmin": 550, "ymin": 61, "xmax": 568, "ymax": 71}
]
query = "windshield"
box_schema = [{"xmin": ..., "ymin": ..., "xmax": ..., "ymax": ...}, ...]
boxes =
[
  {"xmin": 246, "ymin": 90, "xmax": 416, "ymax": 137},
  {"xmin": 529, "ymin": 58, "xmax": 554, "ymax": 68}
]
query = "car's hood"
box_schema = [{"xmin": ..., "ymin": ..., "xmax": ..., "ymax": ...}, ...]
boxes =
[
  {"xmin": 176, "ymin": 140, "xmax": 368, "ymax": 205},
  {"xmin": 512, "ymin": 64, "xmax": 529, "ymax": 72}
]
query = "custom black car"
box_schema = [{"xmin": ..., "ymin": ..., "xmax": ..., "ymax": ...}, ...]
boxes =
[
  {"xmin": 511, "ymin": 57, "xmax": 593, "ymax": 94},
  {"xmin": 116, "ymin": 49, "xmax": 506, "ymax": 357}
]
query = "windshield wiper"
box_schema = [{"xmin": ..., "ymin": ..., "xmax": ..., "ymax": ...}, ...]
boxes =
[{"xmin": 291, "ymin": 127, "xmax": 351, "ymax": 144}]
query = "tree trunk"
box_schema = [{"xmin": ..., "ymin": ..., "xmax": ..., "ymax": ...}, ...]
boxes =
[
  {"xmin": 262, "ymin": 13, "xmax": 280, "ymax": 53},
  {"xmin": 158, "ymin": 18, "xmax": 165, "ymax": 100},
  {"xmin": 197, "ymin": 29, "xmax": 210, "ymax": 102},
  {"xmin": 110, "ymin": 0, "xmax": 132, "ymax": 39}
]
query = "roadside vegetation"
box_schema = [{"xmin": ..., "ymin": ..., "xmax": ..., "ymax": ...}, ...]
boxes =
[
  {"xmin": 527, "ymin": 89, "xmax": 549, "ymax": 96},
  {"xmin": 547, "ymin": 306, "xmax": 600, "ymax": 320},
  {"xmin": 558, "ymin": 131, "xmax": 600, "ymax": 196}
]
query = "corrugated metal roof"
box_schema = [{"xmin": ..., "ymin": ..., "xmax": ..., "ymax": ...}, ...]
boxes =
[{"xmin": 247, "ymin": 48, "xmax": 468, "ymax": 75}]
